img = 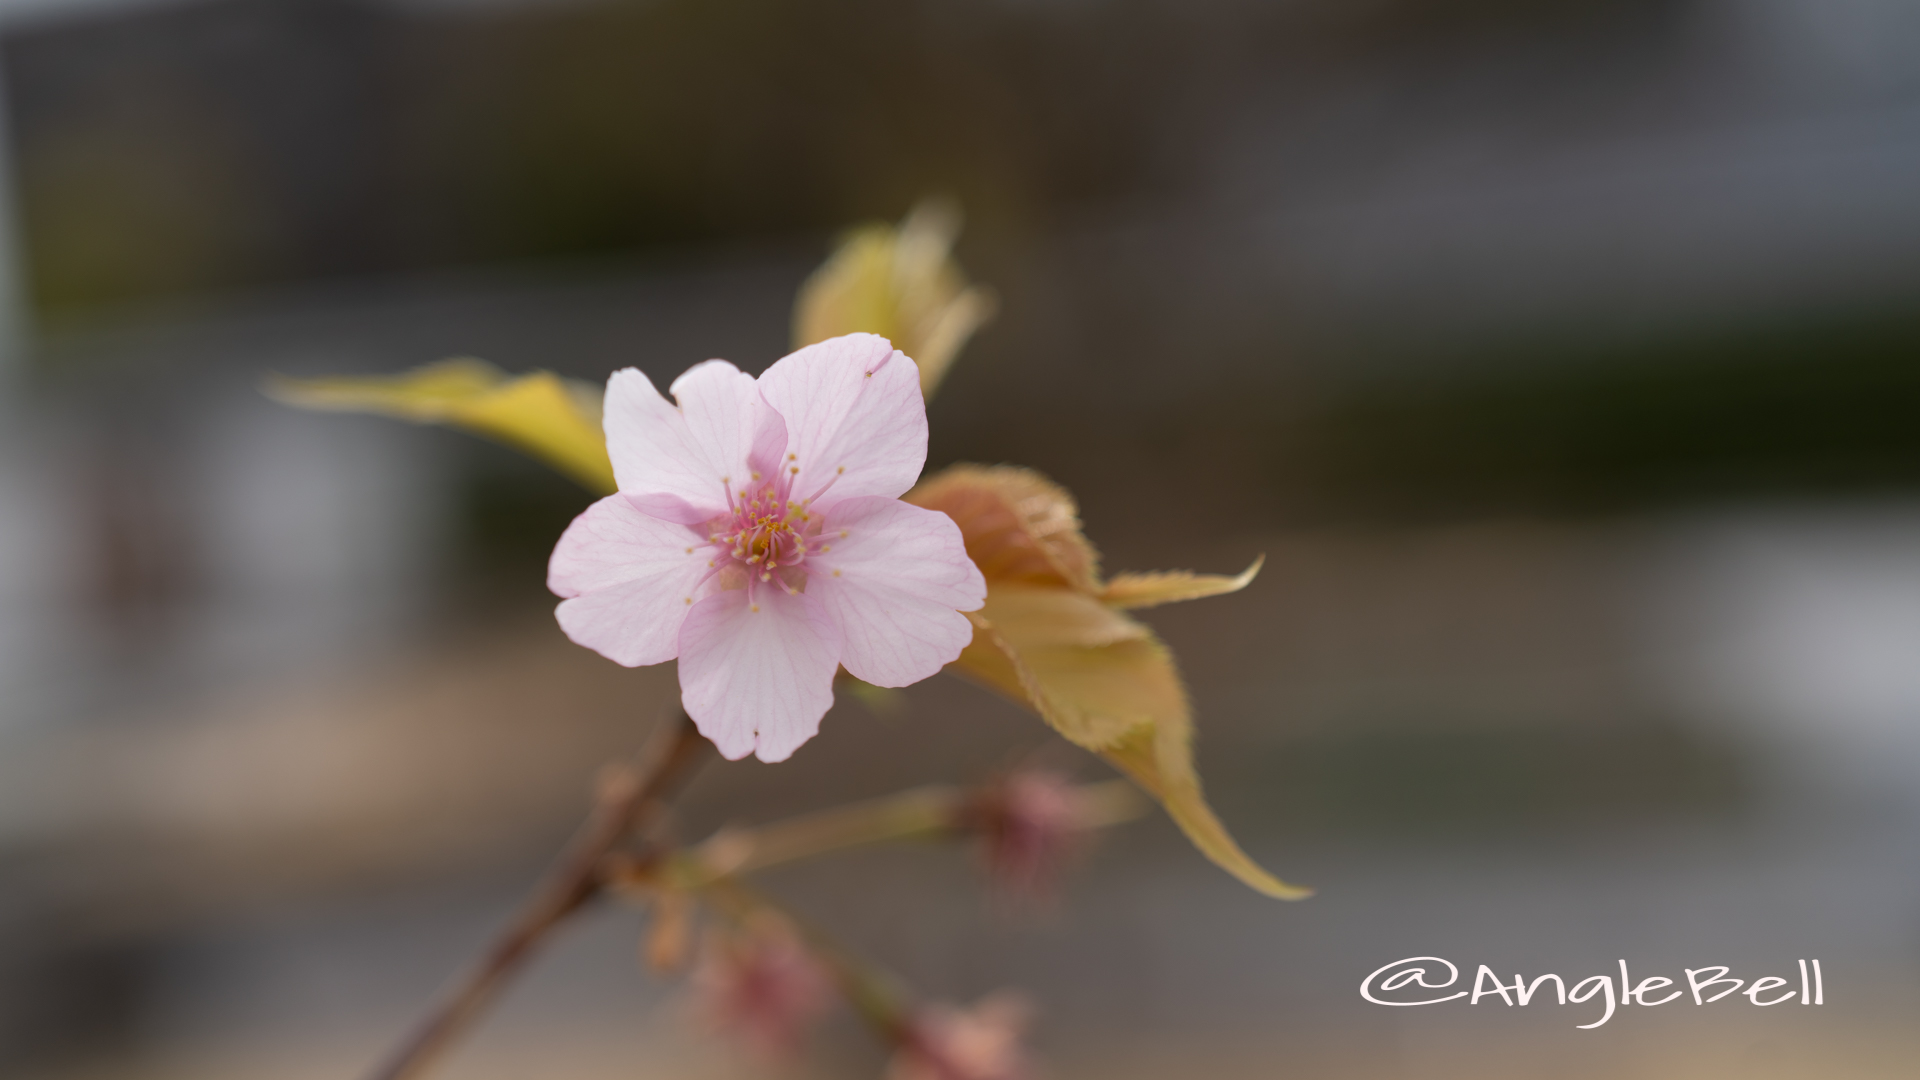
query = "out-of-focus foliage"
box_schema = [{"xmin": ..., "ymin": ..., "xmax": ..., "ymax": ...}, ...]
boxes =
[
  {"xmin": 906, "ymin": 464, "xmax": 1306, "ymax": 899},
  {"xmin": 792, "ymin": 201, "xmax": 996, "ymax": 397},
  {"xmin": 267, "ymin": 360, "xmax": 615, "ymax": 493},
  {"xmin": 266, "ymin": 200, "xmax": 995, "ymax": 492}
]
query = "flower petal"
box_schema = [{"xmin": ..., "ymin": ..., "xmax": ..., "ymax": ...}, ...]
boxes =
[
  {"xmin": 808, "ymin": 496, "xmax": 986, "ymax": 688},
  {"xmin": 678, "ymin": 588, "xmax": 843, "ymax": 762},
  {"xmin": 605, "ymin": 361, "xmax": 774, "ymax": 523},
  {"xmin": 755, "ymin": 333, "xmax": 926, "ymax": 508},
  {"xmin": 549, "ymin": 495, "xmax": 717, "ymax": 667}
]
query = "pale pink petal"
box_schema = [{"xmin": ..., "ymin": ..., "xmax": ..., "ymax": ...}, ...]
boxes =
[
  {"xmin": 754, "ymin": 334, "xmax": 926, "ymax": 509},
  {"xmin": 605, "ymin": 362, "xmax": 777, "ymax": 523},
  {"xmin": 678, "ymin": 588, "xmax": 843, "ymax": 762},
  {"xmin": 673, "ymin": 359, "xmax": 793, "ymax": 496},
  {"xmin": 808, "ymin": 496, "xmax": 985, "ymax": 687},
  {"xmin": 549, "ymin": 495, "xmax": 718, "ymax": 666}
]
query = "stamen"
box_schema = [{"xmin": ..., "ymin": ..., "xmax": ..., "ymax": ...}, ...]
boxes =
[{"xmin": 801, "ymin": 465, "xmax": 847, "ymax": 505}]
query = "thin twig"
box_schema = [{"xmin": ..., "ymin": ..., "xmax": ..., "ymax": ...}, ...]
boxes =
[
  {"xmin": 651, "ymin": 778, "xmax": 1147, "ymax": 885},
  {"xmin": 363, "ymin": 708, "xmax": 712, "ymax": 1080},
  {"xmin": 689, "ymin": 784, "xmax": 962, "ymax": 879}
]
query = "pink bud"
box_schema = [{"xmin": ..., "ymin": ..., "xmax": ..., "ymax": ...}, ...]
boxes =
[
  {"xmin": 690, "ymin": 918, "xmax": 833, "ymax": 1059},
  {"xmin": 888, "ymin": 992, "xmax": 1036, "ymax": 1080},
  {"xmin": 973, "ymin": 771, "xmax": 1087, "ymax": 902}
]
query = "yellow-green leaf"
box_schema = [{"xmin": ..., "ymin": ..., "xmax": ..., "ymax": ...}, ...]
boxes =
[
  {"xmin": 1103, "ymin": 556, "xmax": 1265, "ymax": 610},
  {"xmin": 1100, "ymin": 722, "xmax": 1314, "ymax": 901},
  {"xmin": 982, "ymin": 585, "xmax": 1147, "ymax": 649},
  {"xmin": 922, "ymin": 461, "xmax": 1303, "ymax": 898},
  {"xmin": 954, "ymin": 601, "xmax": 1168, "ymax": 751},
  {"xmin": 792, "ymin": 199, "xmax": 996, "ymax": 398},
  {"xmin": 951, "ymin": 608, "xmax": 1309, "ymax": 898},
  {"xmin": 267, "ymin": 359, "xmax": 616, "ymax": 494}
]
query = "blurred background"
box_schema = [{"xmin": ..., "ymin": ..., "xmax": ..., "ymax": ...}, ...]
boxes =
[{"xmin": 2, "ymin": 0, "xmax": 1920, "ymax": 1077}]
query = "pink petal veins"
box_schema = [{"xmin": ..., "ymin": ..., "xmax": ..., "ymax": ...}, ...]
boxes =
[
  {"xmin": 605, "ymin": 362, "xmax": 768, "ymax": 524},
  {"xmin": 807, "ymin": 496, "xmax": 985, "ymax": 687},
  {"xmin": 557, "ymin": 343, "xmax": 981, "ymax": 763},
  {"xmin": 754, "ymin": 333, "xmax": 926, "ymax": 511},
  {"xmin": 677, "ymin": 587, "xmax": 843, "ymax": 762},
  {"xmin": 550, "ymin": 494, "xmax": 717, "ymax": 667}
]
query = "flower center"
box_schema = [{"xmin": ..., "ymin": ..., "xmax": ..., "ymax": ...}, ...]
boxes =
[{"xmin": 711, "ymin": 475, "xmax": 828, "ymax": 593}]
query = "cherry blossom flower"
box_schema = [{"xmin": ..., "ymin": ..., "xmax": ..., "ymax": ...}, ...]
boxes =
[
  {"xmin": 972, "ymin": 770, "xmax": 1088, "ymax": 902},
  {"xmin": 548, "ymin": 333, "xmax": 986, "ymax": 762},
  {"xmin": 888, "ymin": 992, "xmax": 1036, "ymax": 1080},
  {"xmin": 691, "ymin": 919, "xmax": 834, "ymax": 1059}
]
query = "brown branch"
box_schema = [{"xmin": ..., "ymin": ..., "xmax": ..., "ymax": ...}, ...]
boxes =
[{"xmin": 363, "ymin": 708, "xmax": 712, "ymax": 1080}]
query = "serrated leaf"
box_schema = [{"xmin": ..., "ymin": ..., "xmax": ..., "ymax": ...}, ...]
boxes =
[
  {"xmin": 1103, "ymin": 556, "xmax": 1265, "ymax": 610},
  {"xmin": 907, "ymin": 464, "xmax": 1101, "ymax": 593},
  {"xmin": 792, "ymin": 199, "xmax": 996, "ymax": 398},
  {"xmin": 983, "ymin": 585, "xmax": 1147, "ymax": 649},
  {"xmin": 267, "ymin": 359, "xmax": 616, "ymax": 494},
  {"xmin": 1099, "ymin": 722, "xmax": 1314, "ymax": 900},
  {"xmin": 923, "ymin": 463, "xmax": 1304, "ymax": 898},
  {"xmin": 954, "ymin": 605, "xmax": 1170, "ymax": 752}
]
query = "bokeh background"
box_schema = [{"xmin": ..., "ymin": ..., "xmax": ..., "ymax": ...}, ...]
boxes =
[{"xmin": 3, "ymin": 0, "xmax": 1920, "ymax": 1077}]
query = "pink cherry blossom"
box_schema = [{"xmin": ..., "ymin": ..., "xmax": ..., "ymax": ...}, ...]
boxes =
[
  {"xmin": 972, "ymin": 770, "xmax": 1088, "ymax": 902},
  {"xmin": 888, "ymin": 993, "xmax": 1036, "ymax": 1080},
  {"xmin": 549, "ymin": 333, "xmax": 986, "ymax": 762},
  {"xmin": 691, "ymin": 919, "xmax": 834, "ymax": 1059}
]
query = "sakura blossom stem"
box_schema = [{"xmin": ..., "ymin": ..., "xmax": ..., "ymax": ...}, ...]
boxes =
[
  {"xmin": 687, "ymin": 784, "xmax": 962, "ymax": 878},
  {"xmin": 363, "ymin": 709, "xmax": 712, "ymax": 1080},
  {"xmin": 681, "ymin": 778, "xmax": 1145, "ymax": 880}
]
